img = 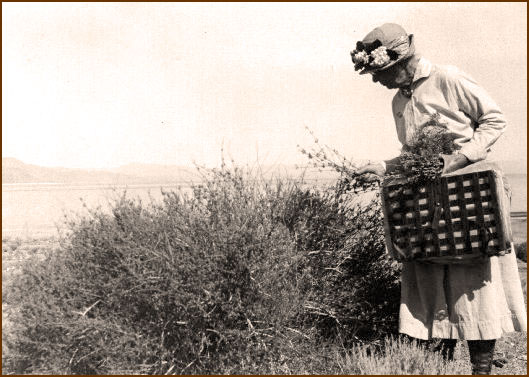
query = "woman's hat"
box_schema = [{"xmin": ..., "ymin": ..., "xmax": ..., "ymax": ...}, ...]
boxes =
[{"xmin": 351, "ymin": 23, "xmax": 416, "ymax": 75}]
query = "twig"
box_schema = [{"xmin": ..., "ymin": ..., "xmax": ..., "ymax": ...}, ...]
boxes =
[
  {"xmin": 246, "ymin": 318, "xmax": 255, "ymax": 331},
  {"xmin": 73, "ymin": 350, "xmax": 98, "ymax": 365},
  {"xmin": 72, "ymin": 299, "xmax": 101, "ymax": 317},
  {"xmin": 165, "ymin": 364, "xmax": 175, "ymax": 375},
  {"xmin": 68, "ymin": 348, "xmax": 79, "ymax": 367},
  {"xmin": 324, "ymin": 267, "xmax": 343, "ymax": 274},
  {"xmin": 179, "ymin": 359, "xmax": 196, "ymax": 374},
  {"xmin": 285, "ymin": 327, "xmax": 310, "ymax": 339}
]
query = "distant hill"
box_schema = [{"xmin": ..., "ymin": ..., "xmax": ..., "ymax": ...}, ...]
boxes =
[
  {"xmin": 1, "ymin": 158, "xmax": 338, "ymax": 185},
  {"xmin": 1, "ymin": 158, "xmax": 200, "ymax": 185},
  {"xmin": 109, "ymin": 163, "xmax": 199, "ymax": 182},
  {"xmin": 2, "ymin": 157, "xmax": 526, "ymax": 185}
]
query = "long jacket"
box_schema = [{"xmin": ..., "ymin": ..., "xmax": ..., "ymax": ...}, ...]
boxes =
[{"xmin": 389, "ymin": 58, "xmax": 526, "ymax": 340}]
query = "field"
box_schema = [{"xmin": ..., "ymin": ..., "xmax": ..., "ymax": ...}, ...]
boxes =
[{"xmin": 2, "ymin": 168, "xmax": 527, "ymax": 375}]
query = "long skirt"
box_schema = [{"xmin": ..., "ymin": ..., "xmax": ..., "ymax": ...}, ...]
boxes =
[
  {"xmin": 398, "ymin": 247, "xmax": 526, "ymax": 340},
  {"xmin": 398, "ymin": 174, "xmax": 527, "ymax": 340}
]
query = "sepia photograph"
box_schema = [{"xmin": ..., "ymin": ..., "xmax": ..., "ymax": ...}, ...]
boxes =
[{"xmin": 2, "ymin": 2, "xmax": 527, "ymax": 374}]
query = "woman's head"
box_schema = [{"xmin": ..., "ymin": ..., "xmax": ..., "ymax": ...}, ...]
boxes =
[
  {"xmin": 369, "ymin": 55, "xmax": 417, "ymax": 89},
  {"xmin": 351, "ymin": 23, "xmax": 417, "ymax": 87}
]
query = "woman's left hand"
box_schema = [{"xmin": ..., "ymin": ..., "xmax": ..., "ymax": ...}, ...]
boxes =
[
  {"xmin": 357, "ymin": 163, "xmax": 386, "ymax": 176},
  {"xmin": 439, "ymin": 153, "xmax": 470, "ymax": 175}
]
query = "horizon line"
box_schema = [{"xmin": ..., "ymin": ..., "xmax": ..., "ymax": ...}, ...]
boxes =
[{"xmin": 3, "ymin": 156, "xmax": 528, "ymax": 170}]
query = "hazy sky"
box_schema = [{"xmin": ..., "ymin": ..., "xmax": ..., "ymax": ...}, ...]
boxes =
[{"xmin": 3, "ymin": 2, "xmax": 527, "ymax": 169}]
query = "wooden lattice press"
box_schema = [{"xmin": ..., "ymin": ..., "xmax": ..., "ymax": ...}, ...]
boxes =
[{"xmin": 380, "ymin": 161, "xmax": 513, "ymax": 263}]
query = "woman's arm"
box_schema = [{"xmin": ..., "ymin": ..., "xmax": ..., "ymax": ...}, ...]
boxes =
[{"xmin": 445, "ymin": 68, "xmax": 507, "ymax": 162}]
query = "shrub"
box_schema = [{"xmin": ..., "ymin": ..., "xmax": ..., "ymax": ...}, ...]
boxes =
[
  {"xmin": 3, "ymin": 165, "xmax": 308, "ymax": 374},
  {"xmin": 2, "ymin": 237, "xmax": 23, "ymax": 253},
  {"xmin": 297, "ymin": 130, "xmax": 401, "ymax": 342},
  {"xmin": 3, "ymin": 160, "xmax": 401, "ymax": 373},
  {"xmin": 282, "ymin": 181, "xmax": 401, "ymax": 343},
  {"xmin": 515, "ymin": 241, "xmax": 527, "ymax": 262}
]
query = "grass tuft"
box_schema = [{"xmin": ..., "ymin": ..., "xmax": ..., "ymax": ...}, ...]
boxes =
[{"xmin": 338, "ymin": 336, "xmax": 465, "ymax": 375}]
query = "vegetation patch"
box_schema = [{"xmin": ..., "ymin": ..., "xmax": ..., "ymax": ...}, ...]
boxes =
[
  {"xmin": 2, "ymin": 161, "xmax": 401, "ymax": 374},
  {"xmin": 3, "ymin": 152, "xmax": 525, "ymax": 374}
]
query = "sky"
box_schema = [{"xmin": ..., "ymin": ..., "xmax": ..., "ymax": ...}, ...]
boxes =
[{"xmin": 2, "ymin": 2, "xmax": 527, "ymax": 169}]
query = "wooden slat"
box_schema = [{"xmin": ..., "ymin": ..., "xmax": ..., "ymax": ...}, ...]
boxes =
[
  {"xmin": 393, "ymin": 224, "xmax": 500, "ymax": 243},
  {"xmin": 487, "ymin": 172, "xmax": 507, "ymax": 250},
  {"xmin": 427, "ymin": 181, "xmax": 441, "ymax": 257},
  {"xmin": 444, "ymin": 220, "xmax": 497, "ymax": 231},
  {"xmin": 402, "ymin": 184, "xmax": 414, "ymax": 257},
  {"xmin": 447, "ymin": 207, "xmax": 495, "ymax": 219},
  {"xmin": 478, "ymin": 171, "xmax": 490, "ymax": 179},
  {"xmin": 440, "ymin": 176, "xmax": 457, "ymax": 255},
  {"xmin": 412, "ymin": 185, "xmax": 425, "ymax": 254},
  {"xmin": 472, "ymin": 173, "xmax": 488, "ymax": 254},
  {"xmin": 447, "ymin": 183, "xmax": 491, "ymax": 195},
  {"xmin": 455, "ymin": 175, "xmax": 472, "ymax": 253},
  {"xmin": 453, "ymin": 234, "xmax": 499, "ymax": 244},
  {"xmin": 445, "ymin": 195, "xmax": 494, "ymax": 206}
]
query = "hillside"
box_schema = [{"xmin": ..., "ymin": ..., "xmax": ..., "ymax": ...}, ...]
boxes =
[
  {"xmin": 1, "ymin": 158, "xmax": 199, "ymax": 185},
  {"xmin": 2, "ymin": 157, "xmax": 526, "ymax": 185},
  {"xmin": 1, "ymin": 158, "xmax": 336, "ymax": 185}
]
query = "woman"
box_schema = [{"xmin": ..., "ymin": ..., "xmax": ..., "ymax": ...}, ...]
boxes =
[{"xmin": 352, "ymin": 23, "xmax": 526, "ymax": 375}]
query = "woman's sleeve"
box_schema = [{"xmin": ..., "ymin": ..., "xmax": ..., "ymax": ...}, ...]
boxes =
[{"xmin": 445, "ymin": 69, "xmax": 507, "ymax": 162}]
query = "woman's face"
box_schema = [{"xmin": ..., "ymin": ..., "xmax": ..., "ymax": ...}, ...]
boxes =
[{"xmin": 370, "ymin": 62, "xmax": 411, "ymax": 89}]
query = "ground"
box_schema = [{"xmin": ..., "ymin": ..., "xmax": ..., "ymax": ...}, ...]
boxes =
[{"xmin": 2, "ymin": 236, "xmax": 527, "ymax": 374}]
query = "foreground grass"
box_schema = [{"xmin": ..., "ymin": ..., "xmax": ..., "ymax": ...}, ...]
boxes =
[{"xmin": 3, "ymin": 237, "xmax": 526, "ymax": 375}]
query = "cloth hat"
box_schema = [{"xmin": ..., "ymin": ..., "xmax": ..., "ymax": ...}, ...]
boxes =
[{"xmin": 351, "ymin": 23, "xmax": 416, "ymax": 75}]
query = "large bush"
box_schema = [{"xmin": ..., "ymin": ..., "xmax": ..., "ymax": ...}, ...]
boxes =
[
  {"xmin": 283, "ymin": 179, "xmax": 401, "ymax": 342},
  {"xmin": 3, "ymin": 163, "xmax": 401, "ymax": 374}
]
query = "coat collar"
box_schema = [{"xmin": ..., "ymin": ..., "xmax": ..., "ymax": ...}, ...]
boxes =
[
  {"xmin": 399, "ymin": 57, "xmax": 432, "ymax": 98},
  {"xmin": 411, "ymin": 56, "xmax": 432, "ymax": 84}
]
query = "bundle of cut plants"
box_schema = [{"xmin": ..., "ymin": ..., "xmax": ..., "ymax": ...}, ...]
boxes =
[
  {"xmin": 380, "ymin": 114, "xmax": 512, "ymax": 264},
  {"xmin": 384, "ymin": 113, "xmax": 459, "ymax": 185}
]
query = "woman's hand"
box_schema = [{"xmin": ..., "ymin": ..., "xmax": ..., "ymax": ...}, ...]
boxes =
[
  {"xmin": 357, "ymin": 162, "xmax": 386, "ymax": 176},
  {"xmin": 439, "ymin": 153, "xmax": 470, "ymax": 175}
]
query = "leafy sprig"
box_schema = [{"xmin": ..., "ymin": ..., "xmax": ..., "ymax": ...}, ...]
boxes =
[
  {"xmin": 299, "ymin": 126, "xmax": 381, "ymax": 193},
  {"xmin": 386, "ymin": 113, "xmax": 460, "ymax": 185}
]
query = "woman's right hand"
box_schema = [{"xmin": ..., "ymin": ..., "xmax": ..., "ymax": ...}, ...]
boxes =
[{"xmin": 356, "ymin": 162, "xmax": 386, "ymax": 176}]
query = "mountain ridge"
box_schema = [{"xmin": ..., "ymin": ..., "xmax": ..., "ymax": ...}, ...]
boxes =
[{"xmin": 2, "ymin": 157, "xmax": 527, "ymax": 184}]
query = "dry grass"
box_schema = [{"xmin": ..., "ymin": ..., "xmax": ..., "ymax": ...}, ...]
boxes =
[
  {"xmin": 2, "ymin": 237, "xmax": 59, "ymax": 283},
  {"xmin": 3, "ymin": 235, "xmax": 526, "ymax": 375},
  {"xmin": 337, "ymin": 336, "xmax": 465, "ymax": 374}
]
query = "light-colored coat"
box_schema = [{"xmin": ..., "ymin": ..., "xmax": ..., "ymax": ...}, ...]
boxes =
[{"xmin": 390, "ymin": 58, "xmax": 526, "ymax": 340}]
